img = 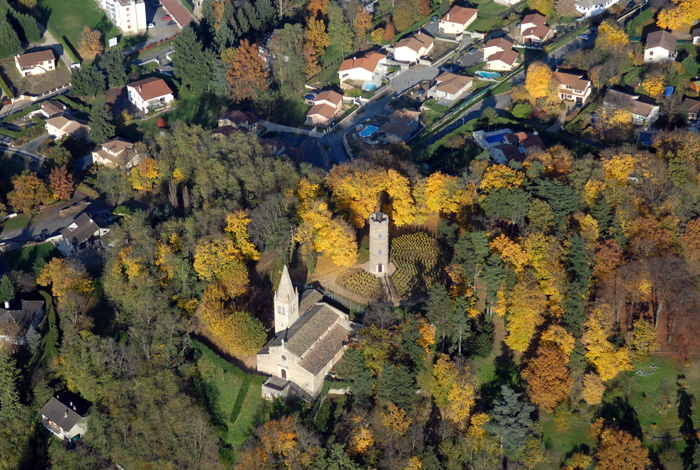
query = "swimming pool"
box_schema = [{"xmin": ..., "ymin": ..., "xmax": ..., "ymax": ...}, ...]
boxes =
[
  {"xmin": 359, "ymin": 125, "xmax": 378, "ymax": 138},
  {"xmin": 362, "ymin": 82, "xmax": 378, "ymax": 91},
  {"xmin": 475, "ymin": 71, "xmax": 502, "ymax": 80}
]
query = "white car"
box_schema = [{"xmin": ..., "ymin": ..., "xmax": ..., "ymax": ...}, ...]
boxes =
[{"xmin": 148, "ymin": 22, "xmax": 155, "ymax": 28}]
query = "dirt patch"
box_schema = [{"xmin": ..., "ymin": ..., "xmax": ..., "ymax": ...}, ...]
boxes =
[{"xmin": 0, "ymin": 57, "xmax": 71, "ymax": 96}]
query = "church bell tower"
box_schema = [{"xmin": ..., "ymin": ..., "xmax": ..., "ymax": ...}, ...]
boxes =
[{"xmin": 274, "ymin": 265, "xmax": 299, "ymax": 332}]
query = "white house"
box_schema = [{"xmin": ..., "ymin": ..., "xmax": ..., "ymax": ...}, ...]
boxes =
[
  {"xmin": 685, "ymin": 97, "xmax": 700, "ymax": 121},
  {"xmin": 94, "ymin": 0, "xmax": 147, "ymax": 34},
  {"xmin": 257, "ymin": 266, "xmax": 356, "ymax": 399},
  {"xmin": 0, "ymin": 299, "xmax": 45, "ymax": 345},
  {"xmin": 15, "ymin": 50, "xmax": 55, "ymax": 77},
  {"xmin": 126, "ymin": 77, "xmax": 174, "ymax": 114},
  {"xmin": 40, "ymin": 100, "xmax": 68, "ymax": 119},
  {"xmin": 337, "ymin": 51, "xmax": 387, "ymax": 89},
  {"xmin": 575, "ymin": 0, "xmax": 622, "ymax": 17},
  {"xmin": 91, "ymin": 138, "xmax": 140, "ymax": 169},
  {"xmin": 692, "ymin": 28, "xmax": 700, "ymax": 45},
  {"xmin": 486, "ymin": 48, "xmax": 519, "ymax": 71},
  {"xmin": 40, "ymin": 393, "xmax": 89, "ymax": 441},
  {"xmin": 45, "ymin": 116, "xmax": 90, "ymax": 141},
  {"xmin": 428, "ymin": 72, "xmax": 474, "ymax": 102},
  {"xmin": 394, "ymin": 31, "xmax": 434, "ymax": 63},
  {"xmin": 644, "ymin": 30, "xmax": 677, "ymax": 63},
  {"xmin": 483, "ymin": 37, "xmax": 514, "ymax": 60},
  {"xmin": 604, "ymin": 88, "xmax": 660, "ymax": 126},
  {"xmin": 520, "ymin": 13, "xmax": 551, "ymax": 45},
  {"xmin": 306, "ymin": 90, "xmax": 343, "ymax": 127},
  {"xmin": 553, "ymin": 70, "xmax": 592, "ymax": 105},
  {"xmin": 53, "ymin": 213, "xmax": 111, "ymax": 257},
  {"xmin": 494, "ymin": 0, "xmax": 520, "ymax": 5},
  {"xmin": 439, "ymin": 5, "xmax": 478, "ymax": 36}
]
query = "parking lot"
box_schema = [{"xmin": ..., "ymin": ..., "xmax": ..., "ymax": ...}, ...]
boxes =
[{"xmin": 145, "ymin": 1, "xmax": 181, "ymax": 38}]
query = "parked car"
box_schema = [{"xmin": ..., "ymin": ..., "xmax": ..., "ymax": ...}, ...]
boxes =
[
  {"xmin": 168, "ymin": 20, "xmax": 176, "ymax": 25},
  {"xmin": 418, "ymin": 89, "xmax": 425, "ymax": 97},
  {"xmin": 430, "ymin": 15, "xmax": 438, "ymax": 23},
  {"xmin": 304, "ymin": 92, "xmax": 317, "ymax": 101},
  {"xmin": 469, "ymin": 47, "xmax": 478, "ymax": 53},
  {"xmin": 627, "ymin": 0, "xmax": 635, "ymax": 7},
  {"xmin": 162, "ymin": 14, "xmax": 171, "ymax": 20},
  {"xmin": 148, "ymin": 22, "xmax": 155, "ymax": 28}
]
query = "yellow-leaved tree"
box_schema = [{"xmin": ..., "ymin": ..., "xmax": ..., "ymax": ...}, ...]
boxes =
[
  {"xmin": 581, "ymin": 304, "xmax": 633, "ymax": 381},
  {"xmin": 582, "ymin": 372, "xmax": 606, "ymax": 405},
  {"xmin": 295, "ymin": 200, "xmax": 358, "ymax": 267},
  {"xmin": 505, "ymin": 273, "xmax": 548, "ymax": 352},
  {"xmin": 430, "ymin": 354, "xmax": 478, "ymax": 427},
  {"xmin": 224, "ymin": 211, "xmax": 260, "ymax": 260},
  {"xmin": 596, "ymin": 20, "xmax": 629, "ymax": 54},
  {"xmin": 525, "ymin": 61, "xmax": 556, "ymax": 101},
  {"xmin": 642, "ymin": 72, "xmax": 665, "ymax": 98},
  {"xmin": 423, "ymin": 171, "xmax": 473, "ymax": 215}
]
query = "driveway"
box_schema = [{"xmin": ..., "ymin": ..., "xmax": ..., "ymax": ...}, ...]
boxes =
[{"xmin": 459, "ymin": 48, "xmax": 483, "ymax": 68}]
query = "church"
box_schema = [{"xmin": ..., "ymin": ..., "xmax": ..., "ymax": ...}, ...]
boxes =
[{"xmin": 257, "ymin": 265, "xmax": 356, "ymax": 400}]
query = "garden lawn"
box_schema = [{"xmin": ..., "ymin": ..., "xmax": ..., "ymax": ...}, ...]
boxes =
[
  {"xmin": 1, "ymin": 242, "xmax": 61, "ymax": 272},
  {"xmin": 193, "ymin": 341, "xmax": 266, "ymax": 447},
  {"xmin": 467, "ymin": 15, "xmax": 503, "ymax": 33},
  {"xmin": 0, "ymin": 214, "xmax": 31, "ymax": 233},
  {"xmin": 141, "ymin": 88, "xmax": 225, "ymax": 129},
  {"xmin": 36, "ymin": 0, "xmax": 120, "ymax": 57},
  {"xmin": 469, "ymin": 0, "xmax": 507, "ymax": 15}
]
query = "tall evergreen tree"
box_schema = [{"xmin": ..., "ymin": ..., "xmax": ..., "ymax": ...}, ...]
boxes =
[
  {"xmin": 449, "ymin": 297, "xmax": 471, "ymax": 356},
  {"xmin": 235, "ymin": 7, "xmax": 250, "ymax": 34},
  {"xmin": 255, "ymin": 0, "xmax": 277, "ymax": 28},
  {"xmin": 88, "ymin": 103, "xmax": 116, "ymax": 144},
  {"xmin": 563, "ymin": 233, "xmax": 592, "ymax": 336},
  {"xmin": 71, "ymin": 65, "xmax": 106, "ymax": 97},
  {"xmin": 426, "ymin": 283, "xmax": 452, "ymax": 351},
  {"xmin": 378, "ymin": 362, "xmax": 415, "ymax": 411},
  {"xmin": 214, "ymin": 22, "xmax": 236, "ymax": 52},
  {"xmin": 399, "ymin": 313, "xmax": 425, "ymax": 370},
  {"xmin": 172, "ymin": 26, "xmax": 211, "ymax": 93},
  {"xmin": 243, "ymin": 3, "xmax": 261, "ymax": 30},
  {"xmin": 101, "ymin": 48, "xmax": 127, "ymax": 88},
  {"xmin": 485, "ymin": 385, "xmax": 535, "ymax": 456},
  {"xmin": 535, "ymin": 178, "xmax": 580, "ymax": 233},
  {"xmin": 0, "ymin": 275, "xmax": 14, "ymax": 304},
  {"xmin": 0, "ymin": 350, "xmax": 21, "ymax": 424},
  {"xmin": 482, "ymin": 252, "xmax": 506, "ymax": 316},
  {"xmin": 8, "ymin": 9, "xmax": 41, "ymax": 43},
  {"xmin": 0, "ymin": 15, "xmax": 22, "ymax": 59}
]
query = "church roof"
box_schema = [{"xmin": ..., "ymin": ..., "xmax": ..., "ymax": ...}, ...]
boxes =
[
  {"xmin": 299, "ymin": 289, "xmax": 323, "ymax": 316},
  {"xmin": 300, "ymin": 324, "xmax": 351, "ymax": 375},
  {"xmin": 285, "ymin": 303, "xmax": 339, "ymax": 357}
]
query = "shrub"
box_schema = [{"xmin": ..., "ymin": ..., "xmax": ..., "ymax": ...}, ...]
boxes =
[
  {"xmin": 511, "ymin": 101, "xmax": 532, "ymax": 119},
  {"xmin": 0, "ymin": 74, "xmax": 13, "ymax": 99}
]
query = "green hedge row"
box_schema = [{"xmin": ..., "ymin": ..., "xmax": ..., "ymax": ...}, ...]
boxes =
[
  {"xmin": 1, "ymin": 103, "xmax": 40, "ymax": 124},
  {"xmin": 77, "ymin": 182, "xmax": 100, "ymax": 199},
  {"xmin": 0, "ymin": 118, "xmax": 45, "ymax": 139},
  {"xmin": 55, "ymin": 94, "xmax": 89, "ymax": 113},
  {"xmin": 0, "ymin": 74, "xmax": 13, "ymax": 99}
]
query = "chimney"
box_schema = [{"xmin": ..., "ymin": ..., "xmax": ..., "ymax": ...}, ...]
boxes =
[
  {"xmin": 64, "ymin": 410, "xmax": 68, "ymax": 419},
  {"xmin": 3, "ymin": 301, "xmax": 8, "ymax": 309},
  {"xmin": 139, "ymin": 86, "xmax": 142, "ymax": 92},
  {"xmin": 69, "ymin": 401, "xmax": 73, "ymax": 407},
  {"xmin": 281, "ymin": 338, "xmax": 285, "ymax": 347},
  {"xmin": 447, "ymin": 13, "xmax": 449, "ymax": 20}
]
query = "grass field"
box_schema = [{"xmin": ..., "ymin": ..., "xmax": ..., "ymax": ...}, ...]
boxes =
[
  {"xmin": 0, "ymin": 214, "xmax": 31, "ymax": 234},
  {"xmin": 29, "ymin": 291, "xmax": 59, "ymax": 370},
  {"xmin": 1, "ymin": 242, "xmax": 61, "ymax": 272},
  {"xmin": 467, "ymin": 15, "xmax": 504, "ymax": 32},
  {"xmin": 36, "ymin": 0, "xmax": 120, "ymax": 58},
  {"xmin": 140, "ymin": 87, "xmax": 225, "ymax": 130},
  {"xmin": 192, "ymin": 340, "xmax": 266, "ymax": 447}
]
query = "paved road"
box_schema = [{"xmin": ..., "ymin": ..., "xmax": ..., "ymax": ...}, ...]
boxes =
[{"xmin": 0, "ymin": 144, "xmax": 45, "ymax": 169}]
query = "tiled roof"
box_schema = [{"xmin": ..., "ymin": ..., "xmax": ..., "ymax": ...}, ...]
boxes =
[
  {"xmin": 307, "ymin": 102, "xmax": 337, "ymax": 120},
  {"xmin": 395, "ymin": 32, "xmax": 434, "ymax": 53},
  {"xmin": 45, "ymin": 116, "xmax": 89, "ymax": 137},
  {"xmin": 379, "ymin": 121, "xmax": 412, "ymax": 138},
  {"xmin": 127, "ymin": 77, "xmax": 173, "ymax": 101},
  {"xmin": 488, "ymin": 49, "xmax": 518, "ymax": 66},
  {"xmin": 604, "ymin": 88, "xmax": 658, "ymax": 118},
  {"xmin": 554, "ymin": 71, "xmax": 590, "ymax": 90},
  {"xmin": 390, "ymin": 108, "xmax": 420, "ymax": 123},
  {"xmin": 485, "ymin": 37, "xmax": 514, "ymax": 50},
  {"xmin": 441, "ymin": 5, "xmax": 477, "ymax": 25},
  {"xmin": 0, "ymin": 299, "xmax": 44, "ymax": 337},
  {"xmin": 101, "ymin": 138, "xmax": 133, "ymax": 155},
  {"xmin": 60, "ymin": 213, "xmax": 109, "ymax": 246},
  {"xmin": 646, "ymin": 30, "xmax": 676, "ymax": 53},
  {"xmin": 299, "ymin": 324, "xmax": 350, "ymax": 375},
  {"xmin": 521, "ymin": 13, "xmax": 547, "ymax": 26},
  {"xmin": 41, "ymin": 100, "xmax": 66, "ymax": 117},
  {"xmin": 435, "ymin": 72, "xmax": 473, "ymax": 94},
  {"xmin": 685, "ymin": 97, "xmax": 700, "ymax": 114},
  {"xmin": 495, "ymin": 143, "xmax": 524, "ymax": 161},
  {"xmin": 40, "ymin": 393, "xmax": 88, "ymax": 432},
  {"xmin": 522, "ymin": 24, "xmax": 550, "ymax": 39},
  {"xmin": 339, "ymin": 52, "xmax": 386, "ymax": 73},
  {"xmin": 299, "ymin": 290, "xmax": 323, "ymax": 316},
  {"xmin": 16, "ymin": 50, "xmax": 55, "ymax": 68},
  {"xmin": 314, "ymin": 90, "xmax": 343, "ymax": 107},
  {"xmin": 219, "ymin": 109, "xmax": 259, "ymax": 125},
  {"xmin": 160, "ymin": 0, "xmax": 192, "ymax": 27}
]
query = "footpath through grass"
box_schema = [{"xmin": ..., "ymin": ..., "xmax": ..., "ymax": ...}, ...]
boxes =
[
  {"xmin": 36, "ymin": 0, "xmax": 119, "ymax": 57},
  {"xmin": 191, "ymin": 339, "xmax": 266, "ymax": 447}
]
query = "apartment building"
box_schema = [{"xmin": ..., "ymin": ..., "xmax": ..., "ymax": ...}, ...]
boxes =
[{"xmin": 95, "ymin": 0, "xmax": 147, "ymax": 34}]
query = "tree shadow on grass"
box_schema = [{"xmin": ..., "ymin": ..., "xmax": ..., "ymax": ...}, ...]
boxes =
[
  {"xmin": 595, "ymin": 396, "xmax": 643, "ymax": 438},
  {"xmin": 476, "ymin": 340, "xmax": 520, "ymax": 410},
  {"xmin": 677, "ymin": 376, "xmax": 698, "ymax": 468}
]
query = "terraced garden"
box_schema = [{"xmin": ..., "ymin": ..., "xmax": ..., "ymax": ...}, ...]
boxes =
[
  {"xmin": 338, "ymin": 270, "xmax": 383, "ymax": 300},
  {"xmin": 389, "ymin": 232, "xmax": 445, "ymax": 298}
]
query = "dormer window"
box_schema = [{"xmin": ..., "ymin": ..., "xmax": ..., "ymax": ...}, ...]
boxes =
[{"xmin": 68, "ymin": 222, "xmax": 78, "ymax": 232}]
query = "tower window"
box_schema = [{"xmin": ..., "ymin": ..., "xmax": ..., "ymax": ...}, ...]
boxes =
[
  {"xmin": 278, "ymin": 306, "xmax": 285, "ymax": 315},
  {"xmin": 378, "ymin": 249, "xmax": 382, "ymax": 255},
  {"xmin": 378, "ymin": 233, "xmax": 382, "ymax": 239}
]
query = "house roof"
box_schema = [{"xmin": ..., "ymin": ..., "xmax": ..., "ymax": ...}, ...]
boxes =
[
  {"xmin": 127, "ymin": 77, "xmax": 173, "ymax": 102},
  {"xmin": 338, "ymin": 51, "xmax": 386, "ymax": 73},
  {"xmin": 102, "ymin": 138, "xmax": 133, "ymax": 155},
  {"xmin": 379, "ymin": 121, "xmax": 413, "ymax": 138},
  {"xmin": 488, "ymin": 49, "xmax": 518, "ymax": 66},
  {"xmin": 0, "ymin": 299, "xmax": 44, "ymax": 337},
  {"xmin": 307, "ymin": 103, "xmax": 337, "ymax": 120},
  {"xmin": 40, "ymin": 393, "xmax": 88, "ymax": 432},
  {"xmin": 60, "ymin": 213, "xmax": 110, "ymax": 246},
  {"xmin": 577, "ymin": 0, "xmax": 611, "ymax": 8},
  {"xmin": 494, "ymin": 144, "xmax": 525, "ymax": 162},
  {"xmin": 693, "ymin": 27, "xmax": 700, "ymax": 39},
  {"xmin": 395, "ymin": 32, "xmax": 434, "ymax": 53},
  {"xmin": 45, "ymin": 116, "xmax": 89, "ymax": 137},
  {"xmin": 604, "ymin": 88, "xmax": 658, "ymax": 118},
  {"xmin": 16, "ymin": 50, "xmax": 55, "ymax": 68},
  {"xmin": 685, "ymin": 97, "xmax": 700, "ymax": 114},
  {"xmin": 646, "ymin": 30, "xmax": 676, "ymax": 53},
  {"xmin": 299, "ymin": 323, "xmax": 350, "ymax": 375},
  {"xmin": 504, "ymin": 131, "xmax": 544, "ymax": 150},
  {"xmin": 441, "ymin": 5, "xmax": 478, "ymax": 25},
  {"xmin": 485, "ymin": 37, "xmax": 514, "ymax": 50},
  {"xmin": 93, "ymin": 139, "xmax": 135, "ymax": 167},
  {"xmin": 219, "ymin": 109, "xmax": 259, "ymax": 126},
  {"xmin": 299, "ymin": 289, "xmax": 324, "ymax": 316},
  {"xmin": 41, "ymin": 100, "xmax": 66, "ymax": 117},
  {"xmin": 160, "ymin": 0, "xmax": 192, "ymax": 27},
  {"xmin": 521, "ymin": 13, "xmax": 547, "ymax": 26},
  {"xmin": 390, "ymin": 108, "xmax": 421, "ymax": 123},
  {"xmin": 554, "ymin": 71, "xmax": 590, "ymax": 90},
  {"xmin": 314, "ymin": 90, "xmax": 343, "ymax": 107},
  {"xmin": 522, "ymin": 24, "xmax": 550, "ymax": 39},
  {"xmin": 435, "ymin": 72, "xmax": 473, "ymax": 94}
]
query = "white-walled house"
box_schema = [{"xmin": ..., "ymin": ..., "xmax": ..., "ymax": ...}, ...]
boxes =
[
  {"xmin": 604, "ymin": 88, "xmax": 661, "ymax": 126},
  {"xmin": 520, "ymin": 13, "xmax": 551, "ymax": 45},
  {"xmin": 306, "ymin": 90, "xmax": 344, "ymax": 127},
  {"xmin": 337, "ymin": 51, "xmax": 387, "ymax": 89},
  {"xmin": 483, "ymin": 38, "xmax": 514, "ymax": 60},
  {"xmin": 126, "ymin": 77, "xmax": 174, "ymax": 114},
  {"xmin": 485, "ymin": 39, "xmax": 519, "ymax": 71},
  {"xmin": 94, "ymin": 0, "xmax": 147, "ymax": 34},
  {"xmin": 45, "ymin": 116, "xmax": 90, "ymax": 141},
  {"xmin": 439, "ymin": 6, "xmax": 478, "ymax": 36},
  {"xmin": 685, "ymin": 97, "xmax": 700, "ymax": 121},
  {"xmin": 575, "ymin": 0, "xmax": 622, "ymax": 17},
  {"xmin": 553, "ymin": 70, "xmax": 592, "ymax": 105},
  {"xmin": 91, "ymin": 138, "xmax": 140, "ymax": 169},
  {"xmin": 644, "ymin": 30, "xmax": 677, "ymax": 63},
  {"xmin": 428, "ymin": 72, "xmax": 474, "ymax": 102},
  {"xmin": 40, "ymin": 393, "xmax": 89, "ymax": 441},
  {"xmin": 394, "ymin": 31, "xmax": 434, "ymax": 63},
  {"xmin": 15, "ymin": 50, "xmax": 55, "ymax": 77}
]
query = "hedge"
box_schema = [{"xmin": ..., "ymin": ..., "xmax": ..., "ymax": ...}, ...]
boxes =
[
  {"xmin": 55, "ymin": 95, "xmax": 90, "ymax": 113},
  {"xmin": 58, "ymin": 35, "xmax": 81, "ymax": 64},
  {"xmin": 0, "ymin": 118, "xmax": 45, "ymax": 139},
  {"xmin": 1, "ymin": 103, "xmax": 40, "ymax": 123},
  {"xmin": 77, "ymin": 182, "xmax": 100, "ymax": 199},
  {"xmin": 0, "ymin": 74, "xmax": 13, "ymax": 99}
]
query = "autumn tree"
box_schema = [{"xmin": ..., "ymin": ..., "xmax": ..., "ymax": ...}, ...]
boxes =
[
  {"xmin": 582, "ymin": 372, "xmax": 605, "ymax": 405},
  {"xmin": 393, "ymin": 0, "xmax": 417, "ymax": 32},
  {"xmin": 48, "ymin": 166, "xmax": 75, "ymax": 200},
  {"xmin": 384, "ymin": 20, "xmax": 395, "ymax": 40},
  {"xmin": 78, "ymin": 26, "xmax": 103, "ymax": 56},
  {"xmin": 353, "ymin": 7, "xmax": 372, "ymax": 38},
  {"xmin": 522, "ymin": 343, "xmax": 573, "ymax": 411},
  {"xmin": 595, "ymin": 427, "xmax": 649, "ymax": 470},
  {"xmin": 295, "ymin": 200, "xmax": 358, "ymax": 268},
  {"xmin": 222, "ymin": 39, "xmax": 269, "ymax": 102},
  {"xmin": 303, "ymin": 0, "xmax": 329, "ymax": 77},
  {"xmin": 642, "ymin": 71, "xmax": 665, "ymax": 98},
  {"xmin": 430, "ymin": 354, "xmax": 478, "ymax": 427},
  {"xmin": 595, "ymin": 20, "xmax": 629, "ymax": 55},
  {"xmin": 505, "ymin": 273, "xmax": 548, "ymax": 352},
  {"xmin": 581, "ymin": 304, "xmax": 633, "ymax": 381},
  {"xmin": 628, "ymin": 319, "xmax": 658, "ymax": 363},
  {"xmin": 7, "ymin": 172, "xmax": 51, "ymax": 214},
  {"xmin": 528, "ymin": 0, "xmax": 555, "ymax": 15},
  {"xmin": 526, "ymin": 61, "xmax": 556, "ymax": 101}
]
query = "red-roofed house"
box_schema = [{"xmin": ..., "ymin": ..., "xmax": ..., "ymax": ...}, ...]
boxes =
[
  {"xmin": 483, "ymin": 38, "xmax": 514, "ymax": 60},
  {"xmin": 394, "ymin": 31, "xmax": 434, "ymax": 63},
  {"xmin": 439, "ymin": 6, "xmax": 478, "ymax": 35},
  {"xmin": 520, "ymin": 14, "xmax": 551, "ymax": 45},
  {"xmin": 486, "ymin": 47, "xmax": 519, "ymax": 71},
  {"xmin": 306, "ymin": 90, "xmax": 344, "ymax": 126},
  {"xmin": 15, "ymin": 50, "xmax": 55, "ymax": 77},
  {"xmin": 126, "ymin": 77, "xmax": 174, "ymax": 114},
  {"xmin": 160, "ymin": 0, "xmax": 192, "ymax": 28},
  {"xmin": 553, "ymin": 70, "xmax": 592, "ymax": 105},
  {"xmin": 338, "ymin": 52, "xmax": 387, "ymax": 89}
]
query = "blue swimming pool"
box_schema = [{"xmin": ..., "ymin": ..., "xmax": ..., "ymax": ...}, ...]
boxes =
[
  {"xmin": 475, "ymin": 71, "xmax": 502, "ymax": 80},
  {"xmin": 362, "ymin": 82, "xmax": 378, "ymax": 91},
  {"xmin": 359, "ymin": 125, "xmax": 378, "ymax": 138}
]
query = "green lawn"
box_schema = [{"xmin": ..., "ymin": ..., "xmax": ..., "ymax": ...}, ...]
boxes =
[
  {"xmin": 0, "ymin": 214, "xmax": 31, "ymax": 233},
  {"xmin": 467, "ymin": 15, "xmax": 504, "ymax": 32},
  {"xmin": 29, "ymin": 291, "xmax": 59, "ymax": 371},
  {"xmin": 1, "ymin": 242, "xmax": 61, "ymax": 272},
  {"xmin": 471, "ymin": 0, "xmax": 507, "ymax": 15},
  {"xmin": 0, "ymin": 154, "xmax": 26, "ymax": 188},
  {"xmin": 36, "ymin": 0, "xmax": 120, "ymax": 59},
  {"xmin": 192, "ymin": 340, "xmax": 266, "ymax": 447},
  {"xmin": 140, "ymin": 87, "xmax": 225, "ymax": 130}
]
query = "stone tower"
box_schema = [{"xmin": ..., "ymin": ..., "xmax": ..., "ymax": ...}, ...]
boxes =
[
  {"xmin": 369, "ymin": 211, "xmax": 389, "ymax": 275},
  {"xmin": 274, "ymin": 265, "xmax": 299, "ymax": 332}
]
